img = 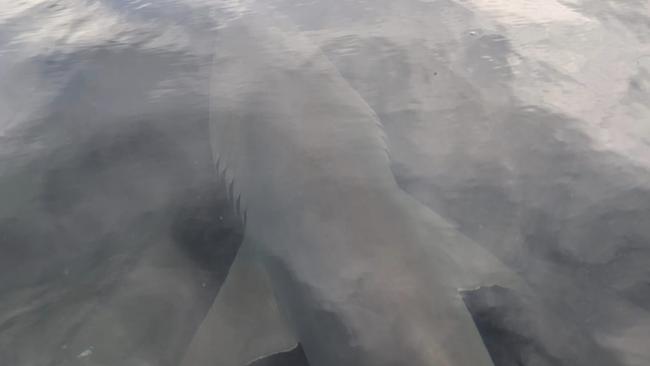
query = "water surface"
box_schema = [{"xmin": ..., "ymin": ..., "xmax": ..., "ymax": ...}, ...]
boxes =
[{"xmin": 1, "ymin": 1, "xmax": 649, "ymax": 365}]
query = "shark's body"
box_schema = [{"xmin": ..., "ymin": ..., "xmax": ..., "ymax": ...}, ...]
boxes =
[{"xmin": 182, "ymin": 11, "xmax": 519, "ymax": 366}]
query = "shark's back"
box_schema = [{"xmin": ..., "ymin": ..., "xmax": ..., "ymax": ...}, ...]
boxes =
[{"xmin": 209, "ymin": 14, "xmax": 394, "ymax": 222}]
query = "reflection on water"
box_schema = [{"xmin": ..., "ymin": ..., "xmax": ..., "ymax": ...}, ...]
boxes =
[{"xmin": 1, "ymin": 1, "xmax": 649, "ymax": 365}]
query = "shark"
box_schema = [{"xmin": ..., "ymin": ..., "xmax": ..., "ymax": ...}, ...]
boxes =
[{"xmin": 180, "ymin": 9, "xmax": 524, "ymax": 366}]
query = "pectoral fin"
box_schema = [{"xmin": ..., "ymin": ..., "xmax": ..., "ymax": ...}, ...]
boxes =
[
  {"xmin": 180, "ymin": 240, "xmax": 297, "ymax": 366},
  {"xmin": 405, "ymin": 192, "xmax": 527, "ymax": 292}
]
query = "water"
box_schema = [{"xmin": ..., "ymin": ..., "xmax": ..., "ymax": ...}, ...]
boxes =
[{"xmin": 1, "ymin": 1, "xmax": 649, "ymax": 365}]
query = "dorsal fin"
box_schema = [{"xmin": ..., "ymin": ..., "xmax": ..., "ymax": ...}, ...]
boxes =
[{"xmin": 180, "ymin": 240, "xmax": 297, "ymax": 366}]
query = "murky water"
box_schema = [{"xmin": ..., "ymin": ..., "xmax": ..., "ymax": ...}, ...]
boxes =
[{"xmin": 1, "ymin": 1, "xmax": 649, "ymax": 365}]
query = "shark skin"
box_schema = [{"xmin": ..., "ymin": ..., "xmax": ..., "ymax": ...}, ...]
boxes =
[{"xmin": 183, "ymin": 12, "xmax": 521, "ymax": 366}]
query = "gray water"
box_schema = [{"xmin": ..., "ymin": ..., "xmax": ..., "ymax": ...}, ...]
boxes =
[{"xmin": 1, "ymin": 1, "xmax": 649, "ymax": 365}]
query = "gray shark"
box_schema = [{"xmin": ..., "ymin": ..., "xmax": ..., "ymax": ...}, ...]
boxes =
[{"xmin": 181, "ymin": 11, "xmax": 522, "ymax": 366}]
